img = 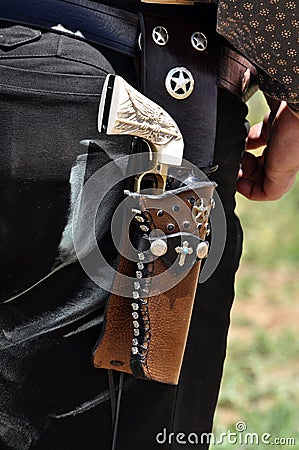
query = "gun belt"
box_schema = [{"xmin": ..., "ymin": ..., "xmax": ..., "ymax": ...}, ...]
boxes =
[{"xmin": 0, "ymin": 0, "xmax": 258, "ymax": 101}]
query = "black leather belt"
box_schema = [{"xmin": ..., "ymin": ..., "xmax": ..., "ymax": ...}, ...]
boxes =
[
  {"xmin": 0, "ymin": 0, "xmax": 258, "ymax": 100},
  {"xmin": 0, "ymin": 0, "xmax": 140, "ymax": 57}
]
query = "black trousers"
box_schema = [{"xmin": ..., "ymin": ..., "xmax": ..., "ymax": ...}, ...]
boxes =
[{"xmin": 0, "ymin": 20, "xmax": 248, "ymax": 450}]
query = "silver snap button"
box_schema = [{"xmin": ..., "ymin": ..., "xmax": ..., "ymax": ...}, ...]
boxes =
[
  {"xmin": 196, "ymin": 241, "xmax": 209, "ymax": 259},
  {"xmin": 165, "ymin": 67, "xmax": 195, "ymax": 100},
  {"xmin": 191, "ymin": 32, "xmax": 208, "ymax": 52},
  {"xmin": 152, "ymin": 26, "xmax": 169, "ymax": 46},
  {"xmin": 150, "ymin": 239, "xmax": 168, "ymax": 257}
]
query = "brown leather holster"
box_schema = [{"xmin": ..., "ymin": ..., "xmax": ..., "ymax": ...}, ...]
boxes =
[
  {"xmin": 93, "ymin": 182, "xmax": 216, "ymax": 385},
  {"xmin": 93, "ymin": 6, "xmax": 257, "ymax": 385}
]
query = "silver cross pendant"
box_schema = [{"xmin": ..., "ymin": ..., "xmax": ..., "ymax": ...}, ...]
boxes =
[{"xmin": 175, "ymin": 241, "xmax": 193, "ymax": 267}]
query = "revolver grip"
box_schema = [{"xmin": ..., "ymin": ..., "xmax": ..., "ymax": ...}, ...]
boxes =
[{"xmin": 98, "ymin": 74, "xmax": 184, "ymax": 167}]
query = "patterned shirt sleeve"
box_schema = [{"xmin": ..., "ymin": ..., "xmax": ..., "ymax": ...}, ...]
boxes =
[{"xmin": 215, "ymin": 0, "xmax": 299, "ymax": 106}]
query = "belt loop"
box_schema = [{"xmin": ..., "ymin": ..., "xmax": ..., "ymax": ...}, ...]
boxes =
[{"xmin": 139, "ymin": 9, "xmax": 218, "ymax": 169}]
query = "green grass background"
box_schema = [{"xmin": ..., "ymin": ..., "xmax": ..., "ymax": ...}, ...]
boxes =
[{"xmin": 211, "ymin": 92, "xmax": 299, "ymax": 449}]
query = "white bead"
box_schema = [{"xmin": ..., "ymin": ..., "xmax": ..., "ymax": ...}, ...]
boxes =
[
  {"xmin": 150, "ymin": 239, "xmax": 168, "ymax": 257},
  {"xmin": 138, "ymin": 252, "xmax": 145, "ymax": 261},
  {"xmin": 196, "ymin": 241, "xmax": 209, "ymax": 259}
]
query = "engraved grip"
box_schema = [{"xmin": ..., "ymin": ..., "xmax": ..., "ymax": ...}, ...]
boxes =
[{"xmin": 98, "ymin": 74, "xmax": 184, "ymax": 166}]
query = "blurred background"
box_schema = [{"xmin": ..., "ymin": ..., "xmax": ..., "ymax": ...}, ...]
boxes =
[{"xmin": 211, "ymin": 92, "xmax": 299, "ymax": 448}]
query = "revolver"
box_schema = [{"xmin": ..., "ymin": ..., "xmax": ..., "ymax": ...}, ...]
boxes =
[{"xmin": 98, "ymin": 74, "xmax": 185, "ymax": 192}]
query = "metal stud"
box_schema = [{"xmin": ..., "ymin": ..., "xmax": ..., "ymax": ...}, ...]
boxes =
[
  {"xmin": 196, "ymin": 241, "xmax": 209, "ymax": 259},
  {"xmin": 150, "ymin": 239, "xmax": 168, "ymax": 257},
  {"xmin": 136, "ymin": 271, "xmax": 142, "ymax": 278},
  {"xmin": 134, "ymin": 329, "xmax": 140, "ymax": 337},
  {"xmin": 132, "ymin": 338, "xmax": 139, "ymax": 346},
  {"xmin": 205, "ymin": 223, "xmax": 211, "ymax": 237},
  {"xmin": 165, "ymin": 67, "xmax": 194, "ymax": 100},
  {"xmin": 132, "ymin": 346, "xmax": 138, "ymax": 355},
  {"xmin": 137, "ymin": 262, "xmax": 144, "ymax": 270},
  {"xmin": 133, "ymin": 291, "xmax": 140, "ymax": 299},
  {"xmin": 132, "ymin": 312, "xmax": 139, "ymax": 320},
  {"xmin": 135, "ymin": 215, "xmax": 145, "ymax": 223},
  {"xmin": 152, "ymin": 26, "xmax": 169, "ymax": 46},
  {"xmin": 138, "ymin": 33, "xmax": 143, "ymax": 51},
  {"xmin": 133, "ymin": 321, "xmax": 139, "ymax": 328},
  {"xmin": 134, "ymin": 282, "xmax": 140, "ymax": 290},
  {"xmin": 138, "ymin": 252, "xmax": 145, "ymax": 261},
  {"xmin": 131, "ymin": 303, "xmax": 139, "ymax": 310},
  {"xmin": 191, "ymin": 32, "xmax": 208, "ymax": 52},
  {"xmin": 140, "ymin": 225, "xmax": 149, "ymax": 232}
]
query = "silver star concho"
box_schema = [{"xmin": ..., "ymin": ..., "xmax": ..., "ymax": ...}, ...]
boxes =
[
  {"xmin": 152, "ymin": 26, "xmax": 169, "ymax": 46},
  {"xmin": 191, "ymin": 32, "xmax": 208, "ymax": 52},
  {"xmin": 165, "ymin": 67, "xmax": 194, "ymax": 100},
  {"xmin": 175, "ymin": 241, "xmax": 193, "ymax": 267}
]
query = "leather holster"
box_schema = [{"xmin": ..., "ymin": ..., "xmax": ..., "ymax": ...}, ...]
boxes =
[{"xmin": 93, "ymin": 181, "xmax": 216, "ymax": 385}]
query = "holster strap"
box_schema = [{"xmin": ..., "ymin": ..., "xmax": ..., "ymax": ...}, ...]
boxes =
[{"xmin": 141, "ymin": 11, "xmax": 218, "ymax": 169}]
